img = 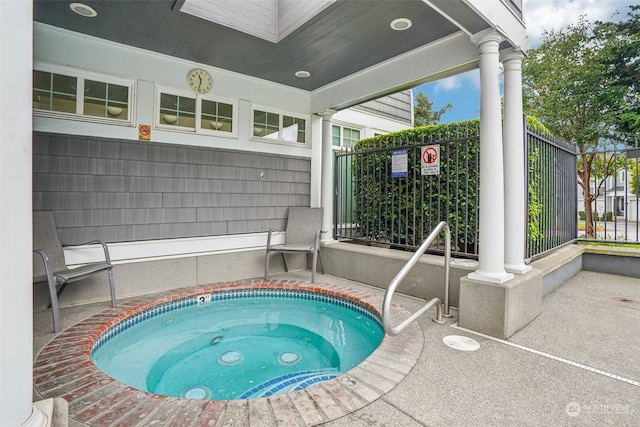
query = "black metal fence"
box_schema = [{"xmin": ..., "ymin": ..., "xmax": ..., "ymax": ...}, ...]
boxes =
[
  {"xmin": 334, "ymin": 120, "xmax": 586, "ymax": 260},
  {"xmin": 334, "ymin": 118, "xmax": 640, "ymax": 260},
  {"xmin": 334, "ymin": 124, "xmax": 480, "ymax": 257},
  {"xmin": 576, "ymin": 144, "xmax": 640, "ymax": 244},
  {"xmin": 525, "ymin": 127, "xmax": 577, "ymax": 259}
]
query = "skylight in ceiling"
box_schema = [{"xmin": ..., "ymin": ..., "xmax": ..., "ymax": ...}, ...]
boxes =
[{"xmin": 181, "ymin": 0, "xmax": 336, "ymax": 43}]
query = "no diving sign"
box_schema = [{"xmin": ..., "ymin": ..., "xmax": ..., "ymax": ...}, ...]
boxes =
[{"xmin": 421, "ymin": 145, "xmax": 440, "ymax": 175}]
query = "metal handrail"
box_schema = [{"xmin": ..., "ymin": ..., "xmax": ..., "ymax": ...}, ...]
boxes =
[{"xmin": 382, "ymin": 221, "xmax": 451, "ymax": 336}]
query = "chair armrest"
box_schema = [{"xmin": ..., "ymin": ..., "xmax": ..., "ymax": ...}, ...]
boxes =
[
  {"xmin": 314, "ymin": 229, "xmax": 327, "ymax": 249},
  {"xmin": 68, "ymin": 240, "xmax": 112, "ymax": 265},
  {"xmin": 33, "ymin": 249, "xmax": 57, "ymax": 284},
  {"xmin": 266, "ymin": 229, "xmax": 280, "ymax": 249}
]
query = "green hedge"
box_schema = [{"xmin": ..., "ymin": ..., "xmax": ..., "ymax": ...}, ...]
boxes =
[
  {"xmin": 352, "ymin": 120, "xmax": 480, "ymax": 253},
  {"xmin": 351, "ymin": 116, "xmax": 549, "ymax": 255}
]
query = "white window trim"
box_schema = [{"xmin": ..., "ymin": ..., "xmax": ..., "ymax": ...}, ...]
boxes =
[
  {"xmin": 33, "ymin": 62, "xmax": 136, "ymax": 127},
  {"xmin": 155, "ymin": 85, "xmax": 238, "ymax": 139},
  {"xmin": 332, "ymin": 121, "xmax": 363, "ymax": 151},
  {"xmin": 250, "ymin": 104, "xmax": 310, "ymax": 147}
]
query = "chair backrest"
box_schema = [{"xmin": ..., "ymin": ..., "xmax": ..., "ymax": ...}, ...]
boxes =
[
  {"xmin": 284, "ymin": 207, "xmax": 323, "ymax": 246},
  {"xmin": 33, "ymin": 211, "xmax": 67, "ymax": 277}
]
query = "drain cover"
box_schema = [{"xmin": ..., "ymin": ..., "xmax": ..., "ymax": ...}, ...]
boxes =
[{"xmin": 442, "ymin": 335, "xmax": 480, "ymax": 352}]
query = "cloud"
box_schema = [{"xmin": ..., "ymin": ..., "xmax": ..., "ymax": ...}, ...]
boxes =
[
  {"xmin": 433, "ymin": 69, "xmax": 480, "ymax": 92},
  {"xmin": 523, "ymin": 0, "xmax": 631, "ymax": 46}
]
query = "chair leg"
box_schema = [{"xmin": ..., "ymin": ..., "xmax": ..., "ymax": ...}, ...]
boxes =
[
  {"xmin": 311, "ymin": 250, "xmax": 318, "ymax": 283},
  {"xmin": 281, "ymin": 253, "xmax": 289, "ymax": 272},
  {"xmin": 264, "ymin": 250, "xmax": 270, "ymax": 279},
  {"xmin": 47, "ymin": 278, "xmax": 61, "ymax": 333},
  {"xmin": 107, "ymin": 267, "xmax": 116, "ymax": 307},
  {"xmin": 318, "ymin": 249, "xmax": 325, "ymax": 274}
]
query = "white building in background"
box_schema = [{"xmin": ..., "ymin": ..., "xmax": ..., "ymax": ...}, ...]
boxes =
[{"xmin": 578, "ymin": 169, "xmax": 640, "ymax": 222}]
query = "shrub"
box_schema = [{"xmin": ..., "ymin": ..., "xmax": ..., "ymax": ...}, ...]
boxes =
[{"xmin": 352, "ymin": 120, "xmax": 480, "ymax": 253}]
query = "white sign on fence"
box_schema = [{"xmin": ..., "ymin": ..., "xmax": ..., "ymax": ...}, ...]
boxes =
[
  {"xmin": 392, "ymin": 149, "xmax": 408, "ymax": 178},
  {"xmin": 421, "ymin": 145, "xmax": 440, "ymax": 175}
]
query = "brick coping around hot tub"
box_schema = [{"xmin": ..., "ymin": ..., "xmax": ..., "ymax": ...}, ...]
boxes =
[{"xmin": 33, "ymin": 279, "xmax": 424, "ymax": 426}]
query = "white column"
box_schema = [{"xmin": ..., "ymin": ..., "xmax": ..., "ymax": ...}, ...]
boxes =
[
  {"xmin": 320, "ymin": 110, "xmax": 336, "ymax": 241},
  {"xmin": 0, "ymin": 1, "xmax": 49, "ymax": 427},
  {"xmin": 468, "ymin": 30, "xmax": 513, "ymax": 284},
  {"xmin": 502, "ymin": 48, "xmax": 532, "ymax": 274}
]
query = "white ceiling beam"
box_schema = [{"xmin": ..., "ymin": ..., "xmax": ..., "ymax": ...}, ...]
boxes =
[{"xmin": 310, "ymin": 31, "xmax": 479, "ymax": 113}]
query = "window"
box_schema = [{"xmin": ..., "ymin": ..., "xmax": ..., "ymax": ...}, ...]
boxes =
[
  {"xmin": 156, "ymin": 87, "xmax": 237, "ymax": 136},
  {"xmin": 332, "ymin": 124, "xmax": 361, "ymax": 230},
  {"xmin": 202, "ymin": 99, "xmax": 234, "ymax": 133},
  {"xmin": 332, "ymin": 125, "xmax": 360, "ymax": 150},
  {"xmin": 33, "ymin": 66, "xmax": 133, "ymax": 124},
  {"xmin": 252, "ymin": 108, "xmax": 307, "ymax": 144},
  {"xmin": 159, "ymin": 93, "xmax": 196, "ymax": 129},
  {"xmin": 84, "ymin": 79, "xmax": 130, "ymax": 120}
]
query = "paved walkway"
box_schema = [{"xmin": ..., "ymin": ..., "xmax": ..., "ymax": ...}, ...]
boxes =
[{"xmin": 34, "ymin": 271, "xmax": 640, "ymax": 426}]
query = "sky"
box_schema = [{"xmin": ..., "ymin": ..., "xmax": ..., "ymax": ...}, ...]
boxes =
[{"xmin": 414, "ymin": 0, "xmax": 634, "ymax": 123}]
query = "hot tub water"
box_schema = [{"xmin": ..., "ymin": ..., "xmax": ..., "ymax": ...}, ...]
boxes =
[{"xmin": 92, "ymin": 290, "xmax": 383, "ymax": 400}]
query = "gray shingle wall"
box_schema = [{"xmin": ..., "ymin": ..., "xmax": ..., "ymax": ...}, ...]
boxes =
[
  {"xmin": 352, "ymin": 90, "xmax": 413, "ymax": 124},
  {"xmin": 33, "ymin": 132, "xmax": 311, "ymax": 244}
]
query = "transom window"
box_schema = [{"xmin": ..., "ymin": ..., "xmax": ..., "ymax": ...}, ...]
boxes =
[
  {"xmin": 252, "ymin": 108, "xmax": 307, "ymax": 144},
  {"xmin": 159, "ymin": 93, "xmax": 196, "ymax": 128},
  {"xmin": 156, "ymin": 87, "xmax": 237, "ymax": 136},
  {"xmin": 202, "ymin": 99, "xmax": 233, "ymax": 132},
  {"xmin": 33, "ymin": 66, "xmax": 133, "ymax": 124}
]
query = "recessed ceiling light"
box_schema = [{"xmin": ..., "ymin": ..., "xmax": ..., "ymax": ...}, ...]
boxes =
[
  {"xmin": 70, "ymin": 3, "xmax": 97, "ymax": 18},
  {"xmin": 390, "ymin": 18, "xmax": 412, "ymax": 31},
  {"xmin": 295, "ymin": 70, "xmax": 311, "ymax": 78}
]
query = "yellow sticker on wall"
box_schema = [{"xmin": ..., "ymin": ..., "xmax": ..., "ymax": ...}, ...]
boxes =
[{"xmin": 138, "ymin": 124, "xmax": 151, "ymax": 141}]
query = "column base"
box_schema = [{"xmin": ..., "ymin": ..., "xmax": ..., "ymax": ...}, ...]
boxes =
[
  {"xmin": 459, "ymin": 269, "xmax": 542, "ymax": 339},
  {"xmin": 21, "ymin": 401, "xmax": 50, "ymax": 427},
  {"xmin": 467, "ymin": 269, "xmax": 514, "ymax": 284},
  {"xmin": 505, "ymin": 263, "xmax": 532, "ymax": 275},
  {"xmin": 23, "ymin": 398, "xmax": 68, "ymax": 427}
]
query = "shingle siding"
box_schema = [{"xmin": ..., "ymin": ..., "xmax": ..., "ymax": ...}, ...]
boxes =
[
  {"xmin": 352, "ymin": 90, "xmax": 413, "ymax": 124},
  {"xmin": 33, "ymin": 132, "xmax": 311, "ymax": 244}
]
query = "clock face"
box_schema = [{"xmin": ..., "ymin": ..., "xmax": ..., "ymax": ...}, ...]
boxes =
[{"xmin": 187, "ymin": 68, "xmax": 212, "ymax": 94}]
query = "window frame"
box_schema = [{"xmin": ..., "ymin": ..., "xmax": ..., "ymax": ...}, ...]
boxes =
[
  {"xmin": 332, "ymin": 123, "xmax": 362, "ymax": 151},
  {"xmin": 155, "ymin": 86, "xmax": 238, "ymax": 138},
  {"xmin": 33, "ymin": 63, "xmax": 135, "ymax": 126},
  {"xmin": 250, "ymin": 105, "xmax": 309, "ymax": 146}
]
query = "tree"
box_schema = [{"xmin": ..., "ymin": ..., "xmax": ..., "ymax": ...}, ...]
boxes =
[
  {"xmin": 631, "ymin": 160, "xmax": 640, "ymax": 196},
  {"xmin": 413, "ymin": 92, "xmax": 452, "ymax": 127},
  {"xmin": 597, "ymin": 6, "xmax": 640, "ymax": 146},
  {"xmin": 522, "ymin": 16, "xmax": 628, "ymax": 237}
]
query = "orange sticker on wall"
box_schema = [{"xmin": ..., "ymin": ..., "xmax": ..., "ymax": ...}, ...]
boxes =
[{"xmin": 138, "ymin": 124, "xmax": 151, "ymax": 141}]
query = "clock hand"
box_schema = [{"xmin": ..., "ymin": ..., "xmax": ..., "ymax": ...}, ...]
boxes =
[{"xmin": 198, "ymin": 75, "xmax": 202, "ymax": 90}]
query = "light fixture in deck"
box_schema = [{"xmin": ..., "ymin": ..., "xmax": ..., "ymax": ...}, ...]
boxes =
[
  {"xmin": 70, "ymin": 3, "xmax": 97, "ymax": 18},
  {"xmin": 390, "ymin": 18, "xmax": 412, "ymax": 31}
]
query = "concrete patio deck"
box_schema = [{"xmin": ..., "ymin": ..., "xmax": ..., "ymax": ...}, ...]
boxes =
[{"xmin": 33, "ymin": 270, "xmax": 639, "ymax": 426}]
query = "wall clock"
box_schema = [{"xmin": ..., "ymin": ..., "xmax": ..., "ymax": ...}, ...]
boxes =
[{"xmin": 187, "ymin": 68, "xmax": 213, "ymax": 94}]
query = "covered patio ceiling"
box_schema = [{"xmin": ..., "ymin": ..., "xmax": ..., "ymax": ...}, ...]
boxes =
[{"xmin": 33, "ymin": 0, "xmax": 525, "ymax": 111}]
